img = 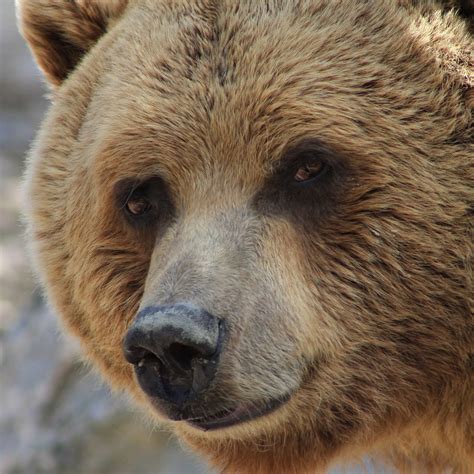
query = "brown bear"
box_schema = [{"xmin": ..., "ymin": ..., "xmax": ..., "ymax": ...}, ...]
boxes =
[{"xmin": 18, "ymin": 0, "xmax": 473, "ymax": 472}]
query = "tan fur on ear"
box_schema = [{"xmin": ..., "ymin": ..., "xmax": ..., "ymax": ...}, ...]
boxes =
[{"xmin": 17, "ymin": 0, "xmax": 129, "ymax": 86}]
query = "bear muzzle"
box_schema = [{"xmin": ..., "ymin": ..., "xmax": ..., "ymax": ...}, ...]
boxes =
[{"xmin": 123, "ymin": 303, "xmax": 292, "ymax": 431}]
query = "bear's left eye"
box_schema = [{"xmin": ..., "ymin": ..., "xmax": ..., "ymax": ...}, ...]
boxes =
[{"xmin": 293, "ymin": 162, "xmax": 326, "ymax": 183}]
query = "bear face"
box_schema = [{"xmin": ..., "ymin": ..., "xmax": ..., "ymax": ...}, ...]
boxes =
[{"xmin": 18, "ymin": 0, "xmax": 473, "ymax": 472}]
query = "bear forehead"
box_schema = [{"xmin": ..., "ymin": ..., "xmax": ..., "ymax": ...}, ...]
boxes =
[
  {"xmin": 78, "ymin": 0, "xmax": 459, "ymax": 201},
  {"xmin": 86, "ymin": 1, "xmax": 410, "ymax": 177}
]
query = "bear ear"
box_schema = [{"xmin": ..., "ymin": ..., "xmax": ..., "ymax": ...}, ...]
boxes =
[
  {"xmin": 458, "ymin": 0, "xmax": 474, "ymax": 19},
  {"xmin": 445, "ymin": 0, "xmax": 474, "ymax": 22},
  {"xmin": 17, "ymin": 0, "xmax": 129, "ymax": 87}
]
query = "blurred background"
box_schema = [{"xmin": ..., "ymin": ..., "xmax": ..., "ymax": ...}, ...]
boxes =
[{"xmin": 0, "ymin": 2, "xmax": 208, "ymax": 473}]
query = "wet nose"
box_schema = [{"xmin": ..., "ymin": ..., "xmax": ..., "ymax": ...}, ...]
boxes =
[{"xmin": 123, "ymin": 304, "xmax": 223, "ymax": 407}]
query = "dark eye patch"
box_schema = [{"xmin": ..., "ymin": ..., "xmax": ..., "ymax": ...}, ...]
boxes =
[
  {"xmin": 114, "ymin": 176, "xmax": 174, "ymax": 229},
  {"xmin": 253, "ymin": 138, "xmax": 347, "ymax": 221}
]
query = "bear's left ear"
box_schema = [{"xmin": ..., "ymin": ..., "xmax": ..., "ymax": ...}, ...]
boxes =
[{"xmin": 17, "ymin": 0, "xmax": 129, "ymax": 87}]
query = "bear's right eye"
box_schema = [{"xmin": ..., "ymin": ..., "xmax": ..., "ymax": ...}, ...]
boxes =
[
  {"xmin": 114, "ymin": 176, "xmax": 174, "ymax": 229},
  {"xmin": 125, "ymin": 193, "xmax": 151, "ymax": 216}
]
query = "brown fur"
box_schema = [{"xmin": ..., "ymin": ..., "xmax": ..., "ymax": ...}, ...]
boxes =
[{"xmin": 18, "ymin": 0, "xmax": 473, "ymax": 472}]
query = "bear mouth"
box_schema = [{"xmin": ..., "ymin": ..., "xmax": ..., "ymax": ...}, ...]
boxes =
[{"xmin": 184, "ymin": 394, "xmax": 291, "ymax": 431}]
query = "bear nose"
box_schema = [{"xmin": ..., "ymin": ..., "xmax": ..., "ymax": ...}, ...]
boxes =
[{"xmin": 123, "ymin": 304, "xmax": 223, "ymax": 407}]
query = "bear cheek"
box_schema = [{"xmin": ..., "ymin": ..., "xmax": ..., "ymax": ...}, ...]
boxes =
[
  {"xmin": 258, "ymin": 218, "xmax": 350, "ymax": 362},
  {"xmin": 60, "ymin": 191, "xmax": 152, "ymax": 382}
]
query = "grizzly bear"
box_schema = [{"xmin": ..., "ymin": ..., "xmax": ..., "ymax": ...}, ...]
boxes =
[{"xmin": 18, "ymin": 0, "xmax": 473, "ymax": 472}]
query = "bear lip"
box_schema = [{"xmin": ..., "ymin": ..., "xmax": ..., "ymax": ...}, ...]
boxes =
[{"xmin": 183, "ymin": 393, "xmax": 291, "ymax": 431}]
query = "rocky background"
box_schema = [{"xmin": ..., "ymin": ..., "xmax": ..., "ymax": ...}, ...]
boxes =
[{"xmin": 0, "ymin": 2, "xmax": 208, "ymax": 473}]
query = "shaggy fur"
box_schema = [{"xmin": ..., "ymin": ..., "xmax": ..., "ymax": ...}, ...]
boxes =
[{"xmin": 18, "ymin": 0, "xmax": 473, "ymax": 472}]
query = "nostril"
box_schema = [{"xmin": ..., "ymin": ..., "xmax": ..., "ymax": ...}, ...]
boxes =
[
  {"xmin": 123, "ymin": 304, "xmax": 224, "ymax": 406},
  {"xmin": 124, "ymin": 345, "xmax": 148, "ymax": 365},
  {"xmin": 137, "ymin": 351, "xmax": 161, "ymax": 368},
  {"xmin": 168, "ymin": 343, "xmax": 201, "ymax": 372}
]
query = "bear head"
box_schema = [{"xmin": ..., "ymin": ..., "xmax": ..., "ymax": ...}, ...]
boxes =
[{"xmin": 18, "ymin": 0, "xmax": 473, "ymax": 472}]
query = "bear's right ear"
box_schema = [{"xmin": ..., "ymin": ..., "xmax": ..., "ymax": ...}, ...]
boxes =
[{"xmin": 17, "ymin": 0, "xmax": 129, "ymax": 87}]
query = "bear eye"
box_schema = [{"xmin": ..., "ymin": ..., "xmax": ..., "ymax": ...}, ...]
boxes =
[
  {"xmin": 115, "ymin": 176, "xmax": 174, "ymax": 229},
  {"xmin": 126, "ymin": 195, "xmax": 151, "ymax": 216},
  {"xmin": 293, "ymin": 162, "xmax": 326, "ymax": 183}
]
